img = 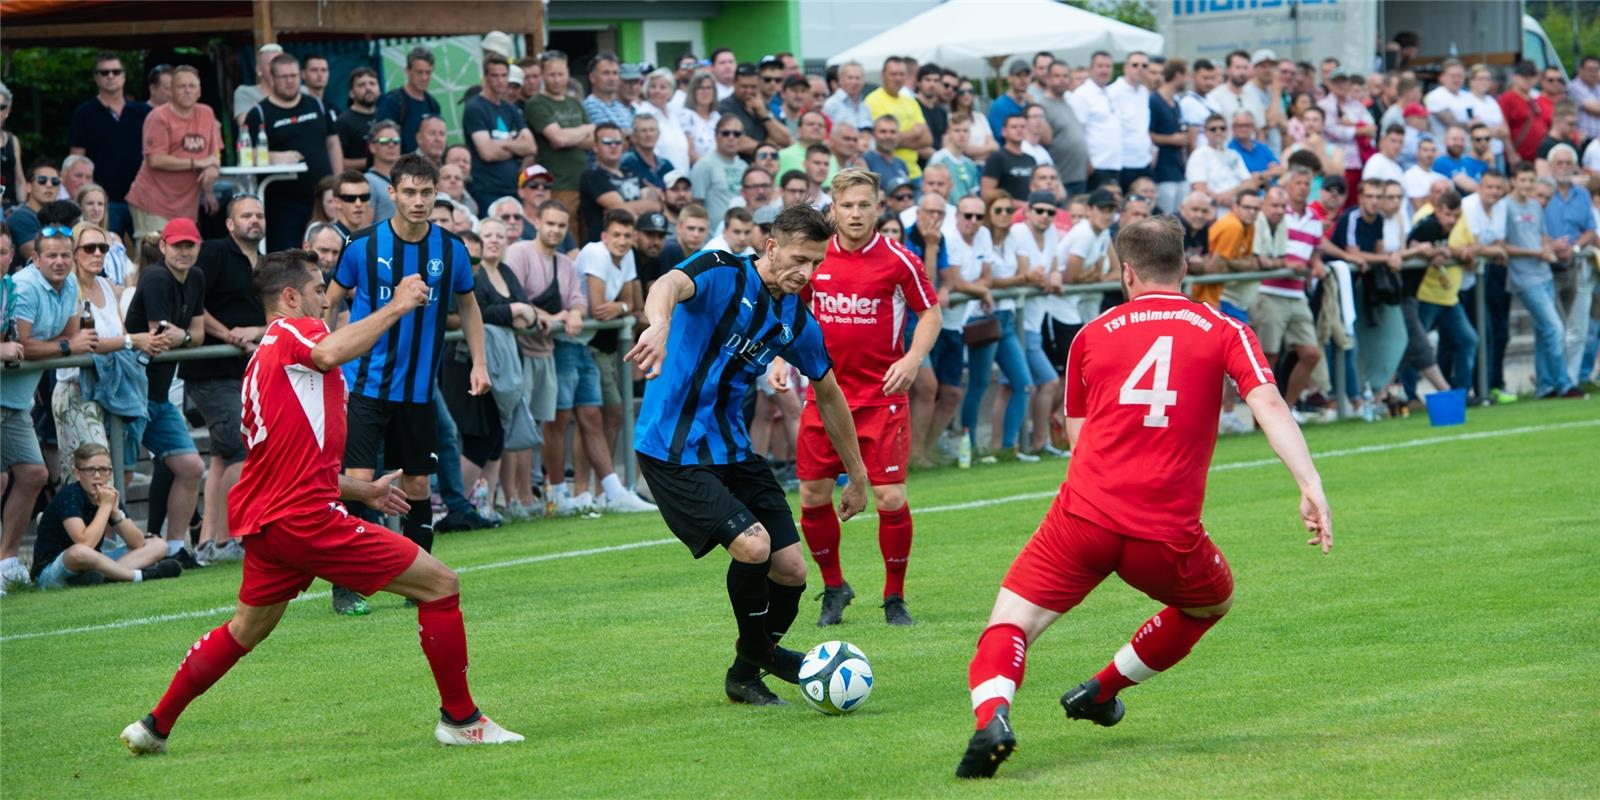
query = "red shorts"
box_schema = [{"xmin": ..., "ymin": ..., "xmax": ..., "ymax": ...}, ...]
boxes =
[
  {"xmin": 238, "ymin": 504, "xmax": 420, "ymax": 606},
  {"xmin": 795, "ymin": 401, "xmax": 909, "ymax": 486},
  {"xmin": 1002, "ymin": 502, "xmax": 1233, "ymax": 613}
]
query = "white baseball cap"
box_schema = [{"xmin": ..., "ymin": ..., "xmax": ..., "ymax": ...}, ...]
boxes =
[{"xmin": 482, "ymin": 31, "xmax": 514, "ymax": 59}]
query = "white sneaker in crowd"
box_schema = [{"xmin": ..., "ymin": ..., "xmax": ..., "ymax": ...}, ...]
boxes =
[
  {"xmin": 1040, "ymin": 443, "xmax": 1071, "ymax": 459},
  {"xmin": 556, "ymin": 491, "xmax": 597, "ymax": 517},
  {"xmin": 0, "ymin": 557, "xmax": 32, "ymax": 589},
  {"xmin": 1014, "ymin": 450, "xmax": 1041, "ymax": 463},
  {"xmin": 602, "ymin": 490, "xmax": 658, "ymax": 513}
]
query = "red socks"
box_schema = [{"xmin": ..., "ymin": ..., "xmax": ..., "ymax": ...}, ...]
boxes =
[
  {"xmin": 877, "ymin": 505, "xmax": 913, "ymax": 599},
  {"xmin": 1093, "ymin": 606, "xmax": 1221, "ymax": 702},
  {"xmin": 417, "ymin": 593, "xmax": 479, "ymax": 722},
  {"xmin": 150, "ymin": 623, "xmax": 251, "ymax": 735},
  {"xmin": 968, "ymin": 623, "xmax": 1028, "ymax": 730},
  {"xmin": 802, "ymin": 501, "xmax": 913, "ymax": 598},
  {"xmin": 801, "ymin": 503, "xmax": 844, "ymax": 587}
]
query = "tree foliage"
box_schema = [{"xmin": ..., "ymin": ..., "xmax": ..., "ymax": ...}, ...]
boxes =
[
  {"xmin": 1528, "ymin": 1, "xmax": 1600, "ymax": 75},
  {"xmin": 6, "ymin": 48, "xmax": 145, "ymax": 165},
  {"xmin": 1062, "ymin": 0, "xmax": 1156, "ymax": 32}
]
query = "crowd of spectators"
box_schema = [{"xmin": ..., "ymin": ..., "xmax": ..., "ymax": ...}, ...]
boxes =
[{"xmin": 2, "ymin": 34, "xmax": 1597, "ymax": 594}]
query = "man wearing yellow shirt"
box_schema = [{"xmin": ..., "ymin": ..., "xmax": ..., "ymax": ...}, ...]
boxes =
[
  {"xmin": 865, "ymin": 57, "xmax": 931, "ymax": 181},
  {"xmin": 1413, "ymin": 189, "xmax": 1488, "ymax": 395}
]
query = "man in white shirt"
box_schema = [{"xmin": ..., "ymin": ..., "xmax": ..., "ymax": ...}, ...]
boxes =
[
  {"xmin": 823, "ymin": 61, "xmax": 874, "ymax": 132},
  {"xmin": 709, "ymin": 48, "xmax": 736, "ymax": 101},
  {"xmin": 1180, "ymin": 58, "xmax": 1221, "ymax": 146},
  {"xmin": 1424, "ymin": 60, "xmax": 1473, "ymax": 141},
  {"xmin": 569, "ymin": 208, "xmax": 656, "ymax": 513},
  {"xmin": 1206, "ymin": 50, "xmax": 1252, "ymax": 130},
  {"xmin": 1403, "ymin": 136, "xmax": 1442, "ymax": 208},
  {"xmin": 1186, "ymin": 113, "xmax": 1254, "ymax": 206},
  {"xmin": 922, "ymin": 195, "xmax": 995, "ymax": 465},
  {"xmin": 1363, "ymin": 124, "xmax": 1409, "ymax": 219},
  {"xmin": 1107, "ymin": 51, "xmax": 1153, "ymax": 190},
  {"xmin": 1005, "ymin": 191, "xmax": 1070, "ymax": 455},
  {"xmin": 1069, "ymin": 51, "xmax": 1122, "ymax": 191},
  {"xmin": 1244, "ymin": 49, "xmax": 1285, "ymax": 154}
]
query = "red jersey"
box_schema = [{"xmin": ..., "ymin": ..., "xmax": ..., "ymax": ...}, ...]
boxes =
[
  {"xmin": 805, "ymin": 232, "xmax": 936, "ymax": 407},
  {"xmin": 230, "ymin": 316, "xmax": 348, "ymax": 538},
  {"xmin": 1059, "ymin": 293, "xmax": 1275, "ymax": 543}
]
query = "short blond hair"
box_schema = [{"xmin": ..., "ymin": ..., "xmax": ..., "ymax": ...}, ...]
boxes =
[{"xmin": 829, "ymin": 168, "xmax": 879, "ymax": 200}]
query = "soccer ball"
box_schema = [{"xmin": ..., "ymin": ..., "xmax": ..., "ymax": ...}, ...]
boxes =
[{"xmin": 798, "ymin": 640, "xmax": 873, "ymax": 715}]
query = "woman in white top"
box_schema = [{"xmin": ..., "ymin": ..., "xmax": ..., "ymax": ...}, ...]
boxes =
[
  {"xmin": 676, "ymin": 73, "xmax": 721, "ymax": 168},
  {"xmin": 1466, "ymin": 64, "xmax": 1509, "ymax": 168},
  {"xmin": 52, "ymin": 222, "xmax": 166, "ymax": 482},
  {"xmin": 74, "ymin": 183, "xmax": 135, "ymax": 289},
  {"xmin": 972, "ymin": 188, "xmax": 1036, "ymax": 457},
  {"xmin": 955, "ymin": 79, "xmax": 998, "ymax": 162},
  {"xmin": 640, "ymin": 68, "xmax": 692, "ymax": 171}
]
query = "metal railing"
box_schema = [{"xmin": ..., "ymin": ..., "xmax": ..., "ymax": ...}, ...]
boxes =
[
  {"xmin": 12, "ymin": 246, "xmax": 1593, "ymax": 499},
  {"xmin": 945, "ymin": 257, "xmax": 1508, "ymax": 420},
  {"xmin": 10, "ymin": 317, "xmax": 637, "ymax": 499}
]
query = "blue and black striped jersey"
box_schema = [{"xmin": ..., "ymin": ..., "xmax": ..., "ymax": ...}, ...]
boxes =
[
  {"xmin": 333, "ymin": 220, "xmax": 475, "ymax": 404},
  {"xmin": 634, "ymin": 250, "xmax": 832, "ymax": 465}
]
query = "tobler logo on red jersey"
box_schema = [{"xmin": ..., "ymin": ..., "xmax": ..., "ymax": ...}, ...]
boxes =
[{"xmin": 815, "ymin": 291, "xmax": 884, "ymax": 318}]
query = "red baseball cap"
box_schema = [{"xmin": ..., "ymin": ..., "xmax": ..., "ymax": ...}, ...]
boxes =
[
  {"xmin": 161, "ymin": 217, "xmax": 201, "ymax": 245},
  {"xmin": 1402, "ymin": 103, "xmax": 1428, "ymax": 118}
]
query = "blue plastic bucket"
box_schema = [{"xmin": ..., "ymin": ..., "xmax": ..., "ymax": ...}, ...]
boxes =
[{"xmin": 1424, "ymin": 388, "xmax": 1467, "ymax": 427}]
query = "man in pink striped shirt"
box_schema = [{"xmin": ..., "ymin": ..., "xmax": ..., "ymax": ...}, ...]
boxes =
[{"xmin": 1250, "ymin": 165, "xmax": 1324, "ymax": 407}]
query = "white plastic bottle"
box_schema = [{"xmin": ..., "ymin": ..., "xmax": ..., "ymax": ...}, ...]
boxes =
[
  {"xmin": 1361, "ymin": 384, "xmax": 1377, "ymax": 423},
  {"xmin": 253, "ymin": 126, "xmax": 270, "ymax": 167},
  {"xmin": 235, "ymin": 130, "xmax": 254, "ymax": 167},
  {"xmin": 958, "ymin": 428, "xmax": 972, "ymax": 469}
]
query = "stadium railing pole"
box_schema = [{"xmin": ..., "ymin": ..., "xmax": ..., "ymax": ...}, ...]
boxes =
[
  {"xmin": 619, "ymin": 317, "xmax": 637, "ymax": 488},
  {"xmin": 1475, "ymin": 257, "xmax": 1490, "ymax": 403},
  {"xmin": 107, "ymin": 414, "xmax": 127, "ymax": 497}
]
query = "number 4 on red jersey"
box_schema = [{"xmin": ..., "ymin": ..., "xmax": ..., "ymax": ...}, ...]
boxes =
[{"xmin": 1059, "ymin": 293, "xmax": 1275, "ymax": 542}]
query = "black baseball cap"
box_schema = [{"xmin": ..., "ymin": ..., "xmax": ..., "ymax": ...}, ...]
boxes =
[
  {"xmin": 636, "ymin": 212, "xmax": 669, "ymax": 233},
  {"xmin": 1026, "ymin": 191, "xmax": 1058, "ymax": 208},
  {"xmin": 1087, "ymin": 188, "xmax": 1119, "ymax": 209}
]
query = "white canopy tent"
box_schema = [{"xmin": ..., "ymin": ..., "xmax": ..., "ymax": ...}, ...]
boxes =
[{"xmin": 826, "ymin": 0, "xmax": 1164, "ymax": 77}]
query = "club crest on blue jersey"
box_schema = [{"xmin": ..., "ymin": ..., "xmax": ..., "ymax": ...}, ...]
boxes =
[{"xmin": 427, "ymin": 258, "xmax": 444, "ymax": 278}]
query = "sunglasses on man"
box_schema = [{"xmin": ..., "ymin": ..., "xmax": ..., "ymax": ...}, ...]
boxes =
[
  {"xmin": 35, "ymin": 175, "xmax": 62, "ymax": 186},
  {"xmin": 338, "ymin": 193, "xmax": 372, "ymax": 204}
]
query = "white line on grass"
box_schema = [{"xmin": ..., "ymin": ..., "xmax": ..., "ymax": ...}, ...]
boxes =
[{"xmin": 3, "ymin": 418, "xmax": 1592, "ymax": 644}]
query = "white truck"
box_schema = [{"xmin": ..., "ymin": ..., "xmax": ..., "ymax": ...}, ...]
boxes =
[{"xmin": 1154, "ymin": 0, "xmax": 1566, "ymax": 79}]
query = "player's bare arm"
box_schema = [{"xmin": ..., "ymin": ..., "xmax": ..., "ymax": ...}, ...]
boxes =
[
  {"xmin": 811, "ymin": 371, "xmax": 869, "ymax": 520},
  {"xmin": 1243, "ymin": 383, "xmax": 1334, "ymax": 554},
  {"xmin": 1064, "ymin": 415, "xmax": 1085, "ymax": 449},
  {"xmin": 338, "ymin": 469, "xmax": 412, "ymax": 517},
  {"xmin": 885, "ymin": 305, "xmax": 942, "ymax": 396},
  {"xmin": 310, "ymin": 274, "xmax": 430, "ymax": 372},
  {"xmin": 627, "ymin": 269, "xmax": 695, "ymax": 379},
  {"xmin": 453, "ymin": 289, "xmax": 492, "ymax": 396}
]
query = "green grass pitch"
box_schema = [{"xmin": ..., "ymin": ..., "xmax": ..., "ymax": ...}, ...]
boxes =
[{"xmin": 2, "ymin": 400, "xmax": 1597, "ymax": 798}]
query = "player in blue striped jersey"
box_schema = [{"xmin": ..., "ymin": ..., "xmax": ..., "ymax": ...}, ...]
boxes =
[
  {"xmin": 323, "ymin": 154, "xmax": 490, "ymax": 616},
  {"xmin": 627, "ymin": 204, "xmax": 870, "ymax": 706}
]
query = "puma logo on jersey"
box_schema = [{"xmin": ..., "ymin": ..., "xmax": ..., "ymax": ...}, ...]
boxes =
[{"xmin": 377, "ymin": 257, "xmax": 393, "ymax": 270}]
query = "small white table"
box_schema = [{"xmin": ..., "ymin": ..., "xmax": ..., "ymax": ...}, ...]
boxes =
[{"xmin": 219, "ymin": 162, "xmax": 308, "ymax": 198}]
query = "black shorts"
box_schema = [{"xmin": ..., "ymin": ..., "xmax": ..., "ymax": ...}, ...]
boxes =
[
  {"xmin": 344, "ymin": 394, "xmax": 438, "ymax": 475},
  {"xmin": 187, "ymin": 378, "xmax": 246, "ymax": 465},
  {"xmin": 1040, "ymin": 316, "xmax": 1083, "ymax": 378},
  {"xmin": 636, "ymin": 453, "xmax": 800, "ymax": 560}
]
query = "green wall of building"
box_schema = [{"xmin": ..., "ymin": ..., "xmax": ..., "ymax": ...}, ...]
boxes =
[{"xmin": 703, "ymin": 0, "xmax": 801, "ymax": 64}]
